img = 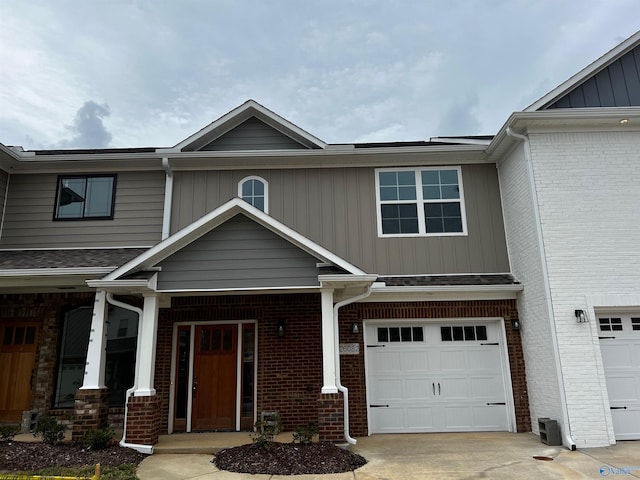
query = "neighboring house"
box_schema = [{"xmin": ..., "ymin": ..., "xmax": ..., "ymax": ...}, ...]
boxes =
[{"xmin": 0, "ymin": 30, "xmax": 638, "ymax": 453}]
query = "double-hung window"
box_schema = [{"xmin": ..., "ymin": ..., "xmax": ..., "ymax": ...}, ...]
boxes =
[
  {"xmin": 54, "ymin": 174, "xmax": 116, "ymax": 220},
  {"xmin": 376, "ymin": 167, "xmax": 467, "ymax": 236}
]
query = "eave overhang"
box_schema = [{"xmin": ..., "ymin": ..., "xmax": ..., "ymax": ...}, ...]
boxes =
[{"xmin": 487, "ymin": 107, "xmax": 640, "ymax": 160}]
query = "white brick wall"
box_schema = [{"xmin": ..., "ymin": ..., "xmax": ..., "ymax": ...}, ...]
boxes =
[
  {"xmin": 528, "ymin": 128, "xmax": 640, "ymax": 446},
  {"xmin": 498, "ymin": 142, "xmax": 564, "ymax": 438}
]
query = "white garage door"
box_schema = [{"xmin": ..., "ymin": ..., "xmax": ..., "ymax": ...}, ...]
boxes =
[
  {"xmin": 598, "ymin": 314, "xmax": 640, "ymax": 440},
  {"xmin": 365, "ymin": 321, "xmax": 511, "ymax": 433}
]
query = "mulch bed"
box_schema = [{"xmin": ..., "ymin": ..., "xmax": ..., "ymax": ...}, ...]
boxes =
[
  {"xmin": 213, "ymin": 441, "xmax": 367, "ymax": 475},
  {"xmin": 0, "ymin": 441, "xmax": 147, "ymax": 472}
]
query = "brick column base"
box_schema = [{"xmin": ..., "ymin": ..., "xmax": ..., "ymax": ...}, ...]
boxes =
[
  {"xmin": 73, "ymin": 388, "xmax": 110, "ymax": 442},
  {"xmin": 124, "ymin": 395, "xmax": 160, "ymax": 446},
  {"xmin": 318, "ymin": 393, "xmax": 345, "ymax": 443}
]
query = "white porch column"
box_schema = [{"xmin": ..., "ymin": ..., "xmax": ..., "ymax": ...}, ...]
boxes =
[
  {"xmin": 81, "ymin": 289, "xmax": 108, "ymax": 390},
  {"xmin": 134, "ymin": 293, "xmax": 159, "ymax": 396},
  {"xmin": 321, "ymin": 288, "xmax": 338, "ymax": 394}
]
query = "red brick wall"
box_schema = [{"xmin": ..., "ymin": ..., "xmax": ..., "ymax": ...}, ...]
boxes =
[
  {"xmin": 72, "ymin": 388, "xmax": 109, "ymax": 441},
  {"xmin": 155, "ymin": 294, "xmax": 324, "ymax": 434},
  {"xmin": 125, "ymin": 395, "xmax": 161, "ymax": 445},
  {"xmin": 317, "ymin": 393, "xmax": 344, "ymax": 442}
]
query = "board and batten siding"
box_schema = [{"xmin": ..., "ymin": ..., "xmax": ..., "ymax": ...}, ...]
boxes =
[
  {"xmin": 170, "ymin": 163, "xmax": 509, "ymax": 275},
  {"xmin": 157, "ymin": 214, "xmax": 321, "ymax": 290},
  {"xmin": 0, "ymin": 171, "xmax": 165, "ymax": 248}
]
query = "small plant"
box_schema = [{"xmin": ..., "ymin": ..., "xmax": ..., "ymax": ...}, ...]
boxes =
[
  {"xmin": 33, "ymin": 416, "xmax": 65, "ymax": 445},
  {"xmin": 251, "ymin": 412, "xmax": 282, "ymax": 447},
  {"xmin": 80, "ymin": 426, "xmax": 115, "ymax": 450},
  {"xmin": 0, "ymin": 424, "xmax": 20, "ymax": 441},
  {"xmin": 292, "ymin": 423, "xmax": 319, "ymax": 444}
]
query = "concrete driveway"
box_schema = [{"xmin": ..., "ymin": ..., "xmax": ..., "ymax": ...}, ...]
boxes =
[{"xmin": 137, "ymin": 432, "xmax": 640, "ymax": 479}]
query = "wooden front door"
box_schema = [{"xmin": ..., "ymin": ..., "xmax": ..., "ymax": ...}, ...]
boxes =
[
  {"xmin": 0, "ymin": 321, "xmax": 39, "ymax": 422},
  {"xmin": 192, "ymin": 324, "xmax": 238, "ymax": 430}
]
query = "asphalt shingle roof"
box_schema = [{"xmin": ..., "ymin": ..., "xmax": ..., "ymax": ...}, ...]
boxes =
[
  {"xmin": 0, "ymin": 248, "xmax": 148, "ymax": 270},
  {"xmin": 378, "ymin": 274, "xmax": 519, "ymax": 287}
]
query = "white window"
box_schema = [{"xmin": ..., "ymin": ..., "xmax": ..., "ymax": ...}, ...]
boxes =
[
  {"xmin": 238, "ymin": 176, "xmax": 268, "ymax": 213},
  {"xmin": 375, "ymin": 167, "xmax": 467, "ymax": 236}
]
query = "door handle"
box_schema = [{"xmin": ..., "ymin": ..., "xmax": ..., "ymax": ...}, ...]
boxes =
[
  {"xmin": 438, "ymin": 382, "xmax": 441, "ymax": 395},
  {"xmin": 432, "ymin": 382, "xmax": 435, "ymax": 395},
  {"xmin": 610, "ymin": 406, "xmax": 627, "ymax": 410}
]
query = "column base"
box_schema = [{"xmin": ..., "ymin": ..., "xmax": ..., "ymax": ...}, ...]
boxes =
[
  {"xmin": 72, "ymin": 388, "xmax": 110, "ymax": 442},
  {"xmin": 124, "ymin": 395, "xmax": 161, "ymax": 446},
  {"xmin": 317, "ymin": 392, "xmax": 345, "ymax": 443}
]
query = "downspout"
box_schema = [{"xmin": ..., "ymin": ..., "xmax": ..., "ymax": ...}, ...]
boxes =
[
  {"xmin": 105, "ymin": 293, "xmax": 154, "ymax": 454},
  {"xmin": 333, "ymin": 285, "xmax": 373, "ymax": 445},
  {"xmin": 506, "ymin": 128, "xmax": 576, "ymax": 451},
  {"xmin": 161, "ymin": 157, "xmax": 173, "ymax": 240}
]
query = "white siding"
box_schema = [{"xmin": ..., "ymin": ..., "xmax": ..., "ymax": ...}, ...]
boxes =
[{"xmin": 527, "ymin": 129, "xmax": 640, "ymax": 447}]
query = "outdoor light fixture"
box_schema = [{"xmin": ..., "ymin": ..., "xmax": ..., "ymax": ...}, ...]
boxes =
[
  {"xmin": 351, "ymin": 322, "xmax": 359, "ymax": 334},
  {"xmin": 620, "ymin": 118, "xmax": 629, "ymax": 124},
  {"xmin": 575, "ymin": 310, "xmax": 588, "ymax": 323},
  {"xmin": 277, "ymin": 319, "xmax": 285, "ymax": 337},
  {"xmin": 511, "ymin": 319, "xmax": 521, "ymax": 331}
]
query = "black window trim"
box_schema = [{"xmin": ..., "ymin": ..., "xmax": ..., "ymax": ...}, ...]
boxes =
[{"xmin": 53, "ymin": 174, "xmax": 117, "ymax": 221}]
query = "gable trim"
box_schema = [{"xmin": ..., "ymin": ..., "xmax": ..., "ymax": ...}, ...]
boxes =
[
  {"xmin": 527, "ymin": 31, "xmax": 640, "ymax": 111},
  {"xmin": 102, "ymin": 198, "xmax": 367, "ymax": 281},
  {"xmin": 164, "ymin": 100, "xmax": 327, "ymax": 152}
]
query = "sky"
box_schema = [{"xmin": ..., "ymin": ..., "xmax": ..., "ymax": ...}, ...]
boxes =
[{"xmin": 0, "ymin": 1, "xmax": 638, "ymax": 150}]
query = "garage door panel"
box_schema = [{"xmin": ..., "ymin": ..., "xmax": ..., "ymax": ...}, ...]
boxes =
[
  {"xmin": 370, "ymin": 351, "xmax": 402, "ymax": 372},
  {"xmin": 404, "ymin": 378, "xmax": 432, "ymax": 400},
  {"xmin": 439, "ymin": 350, "xmax": 467, "ymax": 370},
  {"xmin": 598, "ymin": 313, "xmax": 640, "ymax": 440},
  {"xmin": 366, "ymin": 321, "xmax": 511, "ymax": 434},
  {"xmin": 467, "ymin": 349, "xmax": 500, "ymax": 370}
]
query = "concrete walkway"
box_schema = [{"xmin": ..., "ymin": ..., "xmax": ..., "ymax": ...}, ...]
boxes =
[{"xmin": 137, "ymin": 432, "xmax": 640, "ymax": 479}]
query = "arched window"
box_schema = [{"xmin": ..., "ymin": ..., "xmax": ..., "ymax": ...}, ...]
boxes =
[
  {"xmin": 53, "ymin": 304, "xmax": 139, "ymax": 408},
  {"xmin": 238, "ymin": 176, "xmax": 268, "ymax": 213}
]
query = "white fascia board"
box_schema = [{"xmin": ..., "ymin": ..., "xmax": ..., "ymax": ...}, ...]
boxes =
[
  {"xmin": 365, "ymin": 284, "xmax": 523, "ymax": 302},
  {"xmin": 488, "ymin": 108, "xmax": 640, "ymax": 157},
  {"xmin": 429, "ymin": 137, "xmax": 493, "ymax": 146},
  {"xmin": 0, "ymin": 267, "xmax": 115, "ymax": 277},
  {"xmin": 86, "ymin": 279, "xmax": 154, "ymax": 293},
  {"xmin": 104, "ymin": 198, "xmax": 367, "ymax": 281},
  {"xmin": 168, "ymin": 100, "xmax": 327, "ymax": 151},
  {"xmin": 318, "ymin": 274, "xmax": 379, "ymax": 287},
  {"xmin": 526, "ymin": 30, "xmax": 640, "ymax": 111},
  {"xmin": 155, "ymin": 286, "xmax": 322, "ymax": 295}
]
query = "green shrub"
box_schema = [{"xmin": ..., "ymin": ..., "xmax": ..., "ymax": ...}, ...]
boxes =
[
  {"xmin": 292, "ymin": 423, "xmax": 319, "ymax": 444},
  {"xmin": 33, "ymin": 416, "xmax": 65, "ymax": 445},
  {"xmin": 80, "ymin": 426, "xmax": 115, "ymax": 450},
  {"xmin": 251, "ymin": 413, "xmax": 282, "ymax": 447},
  {"xmin": 0, "ymin": 424, "xmax": 20, "ymax": 441}
]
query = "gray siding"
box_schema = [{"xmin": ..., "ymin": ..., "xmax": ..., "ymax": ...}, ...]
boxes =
[
  {"xmin": 547, "ymin": 45, "xmax": 640, "ymax": 108},
  {"xmin": 157, "ymin": 214, "xmax": 321, "ymax": 290},
  {"xmin": 0, "ymin": 171, "xmax": 165, "ymax": 248},
  {"xmin": 0, "ymin": 170, "xmax": 7, "ymax": 239},
  {"xmin": 199, "ymin": 117, "xmax": 308, "ymax": 151},
  {"xmin": 170, "ymin": 163, "xmax": 509, "ymax": 275}
]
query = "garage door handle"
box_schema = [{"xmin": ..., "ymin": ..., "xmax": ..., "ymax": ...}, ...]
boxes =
[
  {"xmin": 599, "ymin": 336, "xmax": 616, "ymax": 339},
  {"xmin": 610, "ymin": 406, "xmax": 627, "ymax": 410},
  {"xmin": 367, "ymin": 345, "xmax": 386, "ymax": 348},
  {"xmin": 486, "ymin": 402, "xmax": 506, "ymax": 405},
  {"xmin": 481, "ymin": 342, "xmax": 499, "ymax": 346},
  {"xmin": 370, "ymin": 404, "xmax": 389, "ymax": 408}
]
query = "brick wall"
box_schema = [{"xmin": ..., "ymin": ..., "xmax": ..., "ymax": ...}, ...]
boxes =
[
  {"xmin": 527, "ymin": 130, "xmax": 640, "ymax": 447},
  {"xmin": 72, "ymin": 388, "xmax": 109, "ymax": 441},
  {"xmin": 155, "ymin": 294, "xmax": 324, "ymax": 434},
  {"xmin": 125, "ymin": 395, "xmax": 161, "ymax": 445}
]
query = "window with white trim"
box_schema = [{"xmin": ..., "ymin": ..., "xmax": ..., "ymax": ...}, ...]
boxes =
[
  {"xmin": 238, "ymin": 176, "xmax": 268, "ymax": 213},
  {"xmin": 375, "ymin": 167, "xmax": 466, "ymax": 236}
]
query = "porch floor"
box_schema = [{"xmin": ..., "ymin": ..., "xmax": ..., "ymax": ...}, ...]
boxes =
[{"xmin": 154, "ymin": 431, "xmax": 295, "ymax": 454}]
